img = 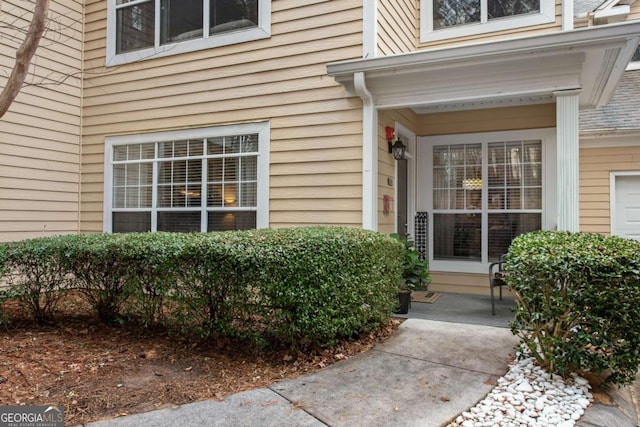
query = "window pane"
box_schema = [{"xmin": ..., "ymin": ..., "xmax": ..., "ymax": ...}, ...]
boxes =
[
  {"xmin": 160, "ymin": 0, "xmax": 203, "ymax": 44},
  {"xmin": 488, "ymin": 213, "xmax": 541, "ymax": 261},
  {"xmin": 113, "ymin": 187, "xmax": 125, "ymax": 208},
  {"xmin": 208, "ymin": 183, "xmax": 223, "ymax": 207},
  {"xmin": 523, "ymin": 188, "xmax": 541, "ymax": 209},
  {"xmin": 633, "ymin": 46, "xmax": 640, "ymax": 62},
  {"xmin": 158, "ymin": 185, "xmax": 172, "ymax": 207},
  {"xmin": 488, "ymin": 0, "xmax": 540, "ymax": 19},
  {"xmin": 113, "ymin": 212, "xmax": 151, "ymax": 233},
  {"xmin": 433, "ymin": 190, "xmax": 450, "ymax": 210},
  {"xmin": 433, "ymin": 0, "xmax": 481, "ymax": 29},
  {"xmin": 208, "ymin": 211, "xmax": 256, "ymax": 231},
  {"xmin": 116, "ymin": 1, "xmax": 154, "ymax": 54},
  {"xmin": 208, "ymin": 158, "xmax": 223, "ymax": 182},
  {"xmin": 157, "ymin": 211, "xmax": 201, "ymax": 232},
  {"xmin": 114, "ymin": 164, "xmax": 126, "ymax": 186},
  {"xmin": 488, "ymin": 188, "xmax": 505, "ymax": 210},
  {"xmin": 208, "ymin": 137, "xmax": 224, "ymax": 155},
  {"xmin": 434, "ymin": 213, "xmax": 481, "ymax": 261},
  {"xmin": 210, "ymin": 0, "xmax": 258, "ymax": 34},
  {"xmin": 240, "ymin": 134, "xmax": 258, "ymax": 153},
  {"xmin": 114, "ymin": 146, "xmax": 127, "ymax": 161},
  {"xmin": 239, "ymin": 183, "xmax": 257, "ymax": 206}
]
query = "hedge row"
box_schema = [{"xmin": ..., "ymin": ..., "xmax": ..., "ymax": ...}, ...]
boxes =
[
  {"xmin": 506, "ymin": 231, "xmax": 640, "ymax": 386},
  {"xmin": 0, "ymin": 227, "xmax": 405, "ymax": 348}
]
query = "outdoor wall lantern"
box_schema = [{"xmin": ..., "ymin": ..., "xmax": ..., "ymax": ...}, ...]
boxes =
[{"xmin": 385, "ymin": 126, "xmax": 407, "ymax": 160}]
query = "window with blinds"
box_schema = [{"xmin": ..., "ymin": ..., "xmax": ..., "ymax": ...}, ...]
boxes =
[
  {"xmin": 111, "ymin": 133, "xmax": 260, "ymax": 233},
  {"xmin": 432, "ymin": 139, "xmax": 542, "ymax": 262}
]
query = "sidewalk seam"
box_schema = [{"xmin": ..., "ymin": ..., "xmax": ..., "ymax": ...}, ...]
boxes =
[
  {"xmin": 372, "ymin": 348, "xmax": 510, "ymax": 378},
  {"xmin": 268, "ymin": 386, "xmax": 330, "ymax": 426}
]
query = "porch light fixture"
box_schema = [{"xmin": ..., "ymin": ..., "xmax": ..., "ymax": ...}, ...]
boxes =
[{"xmin": 385, "ymin": 126, "xmax": 407, "ymax": 160}]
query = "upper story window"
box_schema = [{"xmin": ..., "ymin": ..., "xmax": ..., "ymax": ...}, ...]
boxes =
[
  {"xmin": 421, "ymin": 0, "xmax": 555, "ymax": 42},
  {"xmin": 107, "ymin": 0, "xmax": 270, "ymax": 66}
]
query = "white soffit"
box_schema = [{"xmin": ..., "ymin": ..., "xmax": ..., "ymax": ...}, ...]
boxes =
[{"xmin": 327, "ymin": 21, "xmax": 640, "ymax": 113}]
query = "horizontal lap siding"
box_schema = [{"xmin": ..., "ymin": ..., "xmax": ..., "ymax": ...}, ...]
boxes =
[
  {"xmin": 81, "ymin": 0, "xmax": 364, "ymax": 232},
  {"xmin": 579, "ymin": 144, "xmax": 640, "ymax": 234},
  {"xmin": 378, "ymin": 108, "xmax": 420, "ymax": 234},
  {"xmin": 0, "ymin": 0, "xmax": 82, "ymax": 242},
  {"xmin": 378, "ymin": 0, "xmax": 418, "ymax": 55}
]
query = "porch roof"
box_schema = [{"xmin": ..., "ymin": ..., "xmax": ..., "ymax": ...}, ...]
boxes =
[{"xmin": 327, "ymin": 21, "xmax": 640, "ymax": 113}]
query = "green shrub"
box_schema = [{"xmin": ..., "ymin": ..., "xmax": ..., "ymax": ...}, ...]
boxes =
[
  {"xmin": 166, "ymin": 231, "xmax": 256, "ymax": 339},
  {"xmin": 247, "ymin": 227, "xmax": 404, "ymax": 348},
  {"xmin": 118, "ymin": 232, "xmax": 187, "ymax": 327},
  {"xmin": 0, "ymin": 227, "xmax": 404, "ymax": 349},
  {"xmin": 506, "ymin": 231, "xmax": 640, "ymax": 385},
  {"xmin": 61, "ymin": 233, "xmax": 134, "ymax": 323},
  {"xmin": 1, "ymin": 236, "xmax": 73, "ymax": 324}
]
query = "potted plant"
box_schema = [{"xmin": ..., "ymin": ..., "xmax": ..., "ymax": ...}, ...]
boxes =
[{"xmin": 393, "ymin": 234, "xmax": 430, "ymax": 314}]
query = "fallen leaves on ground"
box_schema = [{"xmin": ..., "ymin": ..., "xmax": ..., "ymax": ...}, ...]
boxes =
[{"xmin": 0, "ymin": 301, "xmax": 400, "ymax": 425}]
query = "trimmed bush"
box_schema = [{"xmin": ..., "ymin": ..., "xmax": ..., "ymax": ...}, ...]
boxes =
[
  {"xmin": 1, "ymin": 236, "xmax": 73, "ymax": 323},
  {"xmin": 0, "ymin": 227, "xmax": 404, "ymax": 349},
  {"xmin": 244, "ymin": 227, "xmax": 404, "ymax": 347},
  {"xmin": 60, "ymin": 233, "xmax": 135, "ymax": 323},
  {"xmin": 506, "ymin": 231, "xmax": 640, "ymax": 385}
]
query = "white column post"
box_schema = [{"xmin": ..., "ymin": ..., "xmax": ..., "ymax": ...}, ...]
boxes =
[
  {"xmin": 554, "ymin": 89, "xmax": 581, "ymax": 232},
  {"xmin": 354, "ymin": 72, "xmax": 378, "ymax": 230}
]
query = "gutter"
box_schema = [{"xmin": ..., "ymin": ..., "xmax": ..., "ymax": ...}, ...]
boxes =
[{"xmin": 327, "ymin": 20, "xmax": 640, "ymax": 77}]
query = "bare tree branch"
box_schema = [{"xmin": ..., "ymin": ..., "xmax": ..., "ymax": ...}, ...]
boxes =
[{"xmin": 0, "ymin": 0, "xmax": 50, "ymax": 118}]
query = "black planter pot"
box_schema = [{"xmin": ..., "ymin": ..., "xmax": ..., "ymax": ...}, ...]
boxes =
[{"xmin": 396, "ymin": 290, "xmax": 411, "ymax": 314}]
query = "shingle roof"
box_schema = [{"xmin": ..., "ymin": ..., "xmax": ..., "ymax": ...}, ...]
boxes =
[
  {"xmin": 574, "ymin": 0, "xmax": 606, "ymax": 16},
  {"xmin": 580, "ymin": 70, "xmax": 640, "ymax": 130}
]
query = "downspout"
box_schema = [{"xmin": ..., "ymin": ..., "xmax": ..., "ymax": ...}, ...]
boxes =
[{"xmin": 354, "ymin": 71, "xmax": 378, "ymax": 231}]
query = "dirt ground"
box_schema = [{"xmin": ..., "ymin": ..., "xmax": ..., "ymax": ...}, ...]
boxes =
[{"xmin": 0, "ymin": 298, "xmax": 400, "ymax": 426}]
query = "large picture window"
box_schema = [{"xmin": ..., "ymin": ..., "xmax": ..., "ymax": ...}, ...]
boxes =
[
  {"xmin": 105, "ymin": 123, "xmax": 269, "ymax": 233},
  {"xmin": 421, "ymin": 0, "xmax": 554, "ymax": 42},
  {"xmin": 419, "ymin": 129, "xmax": 555, "ymax": 273},
  {"xmin": 108, "ymin": 0, "xmax": 270, "ymax": 65}
]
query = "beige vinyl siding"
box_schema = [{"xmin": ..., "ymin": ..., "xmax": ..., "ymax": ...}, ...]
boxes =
[
  {"xmin": 579, "ymin": 145, "xmax": 640, "ymax": 234},
  {"xmin": 378, "ymin": 108, "xmax": 421, "ymax": 234},
  {"xmin": 0, "ymin": 0, "xmax": 82, "ymax": 242},
  {"xmin": 377, "ymin": 0, "xmax": 419, "ymax": 55},
  {"xmin": 629, "ymin": 2, "xmax": 640, "ymax": 22},
  {"xmin": 81, "ymin": 0, "xmax": 365, "ymax": 232},
  {"xmin": 429, "ymin": 271, "xmax": 503, "ymax": 295},
  {"xmin": 417, "ymin": 0, "xmax": 563, "ymax": 50},
  {"xmin": 418, "ymin": 104, "xmax": 556, "ymax": 135}
]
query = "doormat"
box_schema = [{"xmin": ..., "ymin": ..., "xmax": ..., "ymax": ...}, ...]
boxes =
[{"xmin": 411, "ymin": 291, "xmax": 441, "ymax": 304}]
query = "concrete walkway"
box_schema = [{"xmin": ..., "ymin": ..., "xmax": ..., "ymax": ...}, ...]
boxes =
[
  {"xmin": 86, "ymin": 319, "xmax": 518, "ymax": 427},
  {"xmin": 84, "ymin": 294, "xmax": 639, "ymax": 427}
]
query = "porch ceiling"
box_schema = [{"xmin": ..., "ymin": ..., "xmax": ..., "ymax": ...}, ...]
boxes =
[{"xmin": 327, "ymin": 21, "xmax": 640, "ymax": 113}]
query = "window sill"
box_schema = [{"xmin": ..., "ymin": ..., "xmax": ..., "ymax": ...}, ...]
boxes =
[
  {"xmin": 420, "ymin": 12, "xmax": 555, "ymax": 43},
  {"xmin": 106, "ymin": 26, "xmax": 270, "ymax": 67}
]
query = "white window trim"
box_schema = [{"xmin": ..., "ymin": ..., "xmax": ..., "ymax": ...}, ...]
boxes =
[
  {"xmin": 609, "ymin": 171, "xmax": 640, "ymax": 237},
  {"xmin": 627, "ymin": 60, "xmax": 640, "ymax": 71},
  {"xmin": 106, "ymin": 0, "xmax": 271, "ymax": 66},
  {"xmin": 420, "ymin": 0, "xmax": 555, "ymax": 43},
  {"xmin": 103, "ymin": 121, "xmax": 270, "ymax": 232},
  {"xmin": 417, "ymin": 128, "xmax": 556, "ymax": 274}
]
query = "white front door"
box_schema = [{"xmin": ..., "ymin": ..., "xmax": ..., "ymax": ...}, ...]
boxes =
[{"xmin": 612, "ymin": 173, "xmax": 640, "ymax": 240}]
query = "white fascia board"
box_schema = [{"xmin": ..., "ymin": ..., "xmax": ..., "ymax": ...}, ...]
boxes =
[
  {"xmin": 327, "ymin": 21, "xmax": 640, "ymax": 77},
  {"xmin": 327, "ymin": 21, "xmax": 640, "ymax": 110}
]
